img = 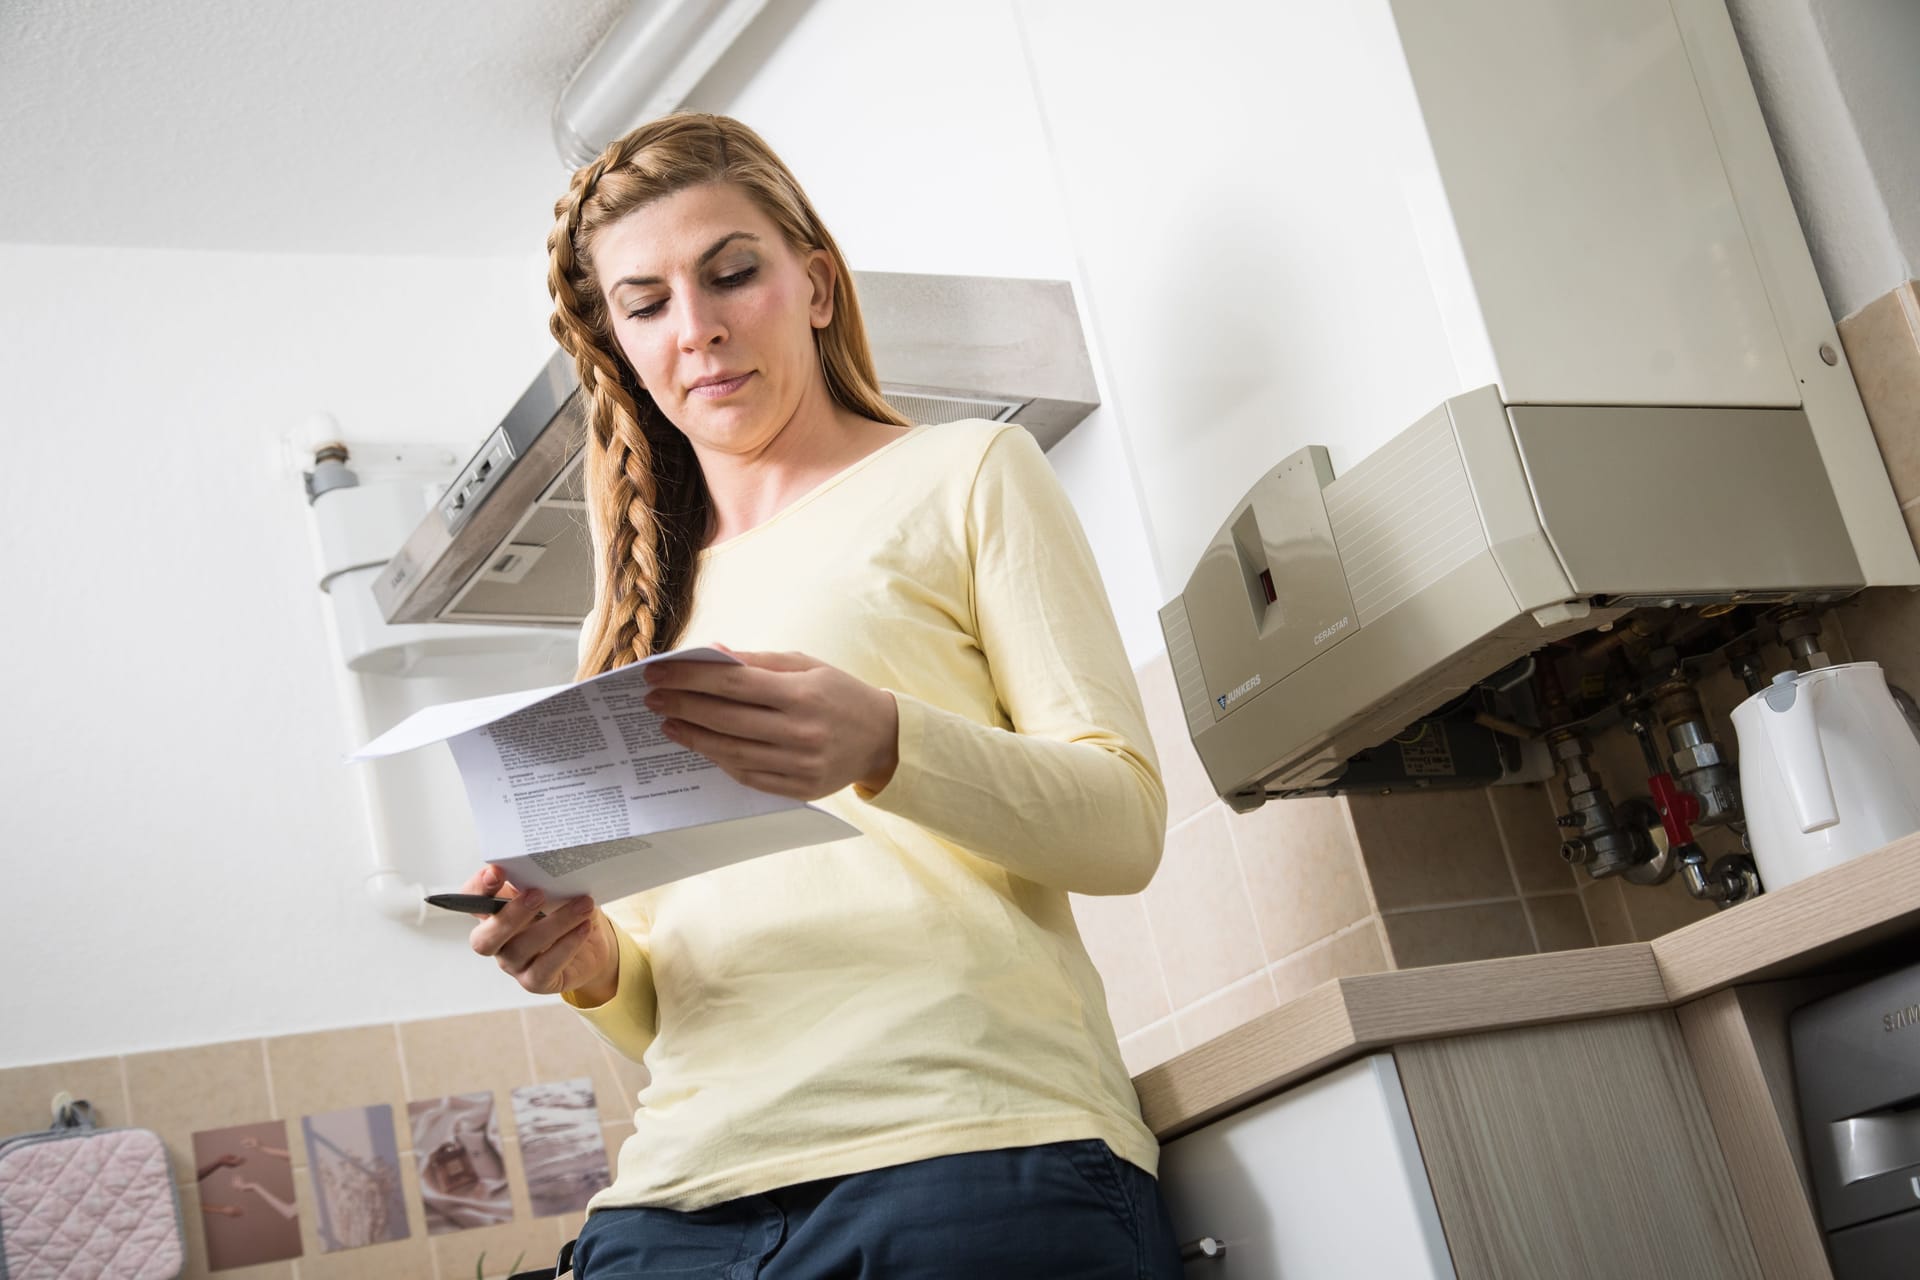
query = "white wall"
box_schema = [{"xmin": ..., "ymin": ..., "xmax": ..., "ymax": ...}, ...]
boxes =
[
  {"xmin": 0, "ymin": 244, "xmax": 573, "ymax": 1067},
  {"xmin": 1, "ymin": 0, "xmax": 1165, "ymax": 1067},
  {"xmin": 1726, "ymin": 0, "xmax": 1920, "ymax": 318},
  {"xmin": 685, "ymin": 0, "xmax": 1166, "ymax": 661}
]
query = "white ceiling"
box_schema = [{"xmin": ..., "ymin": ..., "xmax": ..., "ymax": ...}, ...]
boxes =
[{"xmin": 0, "ymin": 0, "xmax": 642, "ymax": 256}]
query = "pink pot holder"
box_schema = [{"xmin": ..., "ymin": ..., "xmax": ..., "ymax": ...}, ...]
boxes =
[{"xmin": 0, "ymin": 1097, "xmax": 183, "ymax": 1280}]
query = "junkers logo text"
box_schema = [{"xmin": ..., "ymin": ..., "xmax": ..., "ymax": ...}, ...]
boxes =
[
  {"xmin": 1883, "ymin": 1003, "xmax": 1920, "ymax": 1033},
  {"xmin": 1314, "ymin": 615, "xmax": 1352, "ymax": 646},
  {"xmin": 1218, "ymin": 674, "xmax": 1262, "ymax": 710}
]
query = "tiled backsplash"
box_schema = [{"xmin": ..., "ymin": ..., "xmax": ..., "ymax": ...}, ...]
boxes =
[
  {"xmin": 1100, "ymin": 597, "xmax": 1920, "ymax": 1079},
  {"xmin": 0, "ymin": 1007, "xmax": 646, "ymax": 1280},
  {"xmin": 1085, "ymin": 654, "xmax": 1592, "ymax": 1077},
  {"xmin": 1092, "ymin": 277, "xmax": 1920, "ymax": 1076},
  {"xmin": 1842, "ymin": 279, "xmax": 1920, "ymax": 548}
]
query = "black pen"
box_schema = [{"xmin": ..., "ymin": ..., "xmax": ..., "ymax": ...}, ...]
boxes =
[{"xmin": 425, "ymin": 893, "xmax": 514, "ymax": 915}]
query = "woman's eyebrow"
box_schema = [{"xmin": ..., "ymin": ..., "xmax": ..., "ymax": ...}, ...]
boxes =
[{"xmin": 610, "ymin": 232, "xmax": 762, "ymax": 290}]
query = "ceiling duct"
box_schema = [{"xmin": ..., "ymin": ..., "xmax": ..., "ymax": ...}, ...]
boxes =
[{"xmin": 553, "ymin": 0, "xmax": 772, "ymax": 169}]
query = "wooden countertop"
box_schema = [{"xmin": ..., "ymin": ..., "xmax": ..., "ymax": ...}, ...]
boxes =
[{"xmin": 1135, "ymin": 831, "xmax": 1920, "ymax": 1140}]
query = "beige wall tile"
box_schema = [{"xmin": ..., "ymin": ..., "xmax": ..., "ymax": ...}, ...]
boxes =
[
  {"xmin": 1269, "ymin": 920, "xmax": 1391, "ymax": 1005},
  {"xmin": 1070, "ymin": 891, "xmax": 1172, "ymax": 1037},
  {"xmin": 1620, "ymin": 873, "xmax": 1718, "ymax": 940},
  {"xmin": 174, "ymin": 1178, "xmax": 296, "ymax": 1280},
  {"xmin": 1172, "ymin": 971, "xmax": 1278, "ymax": 1051},
  {"xmin": 126, "ymin": 1040, "xmax": 274, "ymax": 1180},
  {"xmin": 265, "ymin": 1025, "xmax": 410, "ymax": 1166},
  {"xmin": 1489, "ymin": 782, "xmax": 1579, "ymax": 895},
  {"xmin": 0, "ymin": 1056, "xmax": 127, "ymax": 1137},
  {"xmin": 1140, "ymin": 807, "xmax": 1266, "ymax": 1008},
  {"xmin": 1816, "ymin": 607, "xmax": 1858, "ymax": 666},
  {"xmin": 1524, "ymin": 894, "xmax": 1596, "ymax": 953},
  {"xmin": 398, "ymin": 1010, "xmax": 533, "ymax": 1105},
  {"xmin": 432, "ymin": 1209, "xmax": 564, "ymax": 1280},
  {"xmin": 1838, "ymin": 279, "xmax": 1920, "ymax": 505},
  {"xmin": 1380, "ymin": 901, "xmax": 1535, "ymax": 969},
  {"xmin": 1118, "ymin": 1020, "xmax": 1182, "ymax": 1077},
  {"xmin": 1580, "ymin": 877, "xmax": 1635, "ymax": 946},
  {"xmin": 292, "ymin": 1161, "xmax": 432, "ymax": 1280},
  {"xmin": 1134, "ymin": 649, "xmax": 1218, "ymax": 826},
  {"xmin": 1834, "ymin": 586, "xmax": 1920, "ymax": 699},
  {"xmin": 1228, "ymin": 795, "xmax": 1373, "ymax": 961},
  {"xmin": 522, "ymin": 1004, "xmax": 649, "ymax": 1128},
  {"xmin": 1348, "ymin": 790, "xmax": 1515, "ymax": 911}
]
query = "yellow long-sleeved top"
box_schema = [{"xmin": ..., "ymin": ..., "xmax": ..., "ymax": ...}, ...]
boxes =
[{"xmin": 564, "ymin": 419, "xmax": 1166, "ymax": 1212}]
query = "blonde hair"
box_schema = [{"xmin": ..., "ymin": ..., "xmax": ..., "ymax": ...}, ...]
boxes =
[{"xmin": 547, "ymin": 113, "xmax": 907, "ymax": 678}]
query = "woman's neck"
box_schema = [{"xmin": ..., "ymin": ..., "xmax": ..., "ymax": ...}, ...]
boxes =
[{"xmin": 694, "ymin": 390, "xmax": 908, "ymax": 548}]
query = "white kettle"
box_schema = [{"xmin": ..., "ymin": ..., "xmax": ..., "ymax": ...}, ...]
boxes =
[{"xmin": 1731, "ymin": 661, "xmax": 1920, "ymax": 892}]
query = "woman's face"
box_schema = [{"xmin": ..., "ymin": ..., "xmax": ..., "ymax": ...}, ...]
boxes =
[{"xmin": 594, "ymin": 182, "xmax": 834, "ymax": 459}]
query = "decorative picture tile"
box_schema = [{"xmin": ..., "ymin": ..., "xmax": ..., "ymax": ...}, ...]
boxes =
[
  {"xmin": 510, "ymin": 1079, "xmax": 611, "ymax": 1216},
  {"xmin": 300, "ymin": 1104, "xmax": 410, "ymax": 1252},
  {"xmin": 409, "ymin": 1091, "xmax": 515, "ymax": 1235},
  {"xmin": 190, "ymin": 1119, "xmax": 302, "ymax": 1271}
]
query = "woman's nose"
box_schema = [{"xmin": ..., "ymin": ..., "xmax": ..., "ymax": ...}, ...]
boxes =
[{"xmin": 677, "ymin": 295, "xmax": 727, "ymax": 351}]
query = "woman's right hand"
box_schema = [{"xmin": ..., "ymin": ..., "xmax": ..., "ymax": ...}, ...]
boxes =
[{"xmin": 460, "ymin": 864, "xmax": 620, "ymax": 1005}]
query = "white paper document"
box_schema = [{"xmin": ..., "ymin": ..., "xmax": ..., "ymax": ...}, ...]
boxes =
[{"xmin": 350, "ymin": 646, "xmax": 859, "ymax": 902}]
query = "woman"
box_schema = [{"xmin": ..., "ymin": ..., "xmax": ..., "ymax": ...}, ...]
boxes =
[{"xmin": 463, "ymin": 113, "xmax": 1182, "ymax": 1278}]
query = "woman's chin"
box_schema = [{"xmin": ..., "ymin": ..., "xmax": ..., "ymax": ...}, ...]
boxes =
[{"xmin": 678, "ymin": 403, "xmax": 786, "ymax": 455}]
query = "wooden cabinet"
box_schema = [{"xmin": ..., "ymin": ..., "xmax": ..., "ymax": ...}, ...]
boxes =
[
  {"xmin": 1159, "ymin": 1012, "xmax": 1765, "ymax": 1278},
  {"xmin": 1394, "ymin": 1011, "xmax": 1760, "ymax": 1279}
]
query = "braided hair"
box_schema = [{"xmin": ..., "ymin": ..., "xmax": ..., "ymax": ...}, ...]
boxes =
[{"xmin": 547, "ymin": 114, "xmax": 906, "ymax": 678}]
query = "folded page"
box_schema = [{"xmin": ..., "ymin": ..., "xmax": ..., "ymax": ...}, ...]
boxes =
[{"xmin": 348, "ymin": 646, "xmax": 859, "ymax": 900}]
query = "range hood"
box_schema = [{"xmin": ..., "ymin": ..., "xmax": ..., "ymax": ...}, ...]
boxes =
[{"xmin": 374, "ymin": 271, "xmax": 1098, "ymax": 626}]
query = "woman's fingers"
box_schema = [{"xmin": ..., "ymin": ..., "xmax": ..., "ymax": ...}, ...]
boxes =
[
  {"xmin": 468, "ymin": 886, "xmax": 544, "ymax": 962},
  {"xmin": 494, "ymin": 895, "xmax": 595, "ymax": 972},
  {"xmin": 646, "ymin": 687, "xmax": 787, "ymax": 743},
  {"xmin": 459, "ymin": 868, "xmax": 605, "ymax": 994},
  {"xmin": 645, "ymin": 659, "xmax": 797, "ymax": 709},
  {"xmin": 521, "ymin": 912, "xmax": 605, "ymax": 993},
  {"xmin": 736, "ymin": 770, "xmax": 810, "ymax": 799},
  {"xmin": 663, "ymin": 717, "xmax": 808, "ymax": 776}
]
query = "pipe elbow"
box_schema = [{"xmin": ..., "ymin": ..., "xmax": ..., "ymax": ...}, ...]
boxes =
[{"xmin": 366, "ymin": 868, "xmax": 428, "ymax": 926}]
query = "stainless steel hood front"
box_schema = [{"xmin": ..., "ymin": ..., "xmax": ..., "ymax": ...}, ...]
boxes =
[{"xmin": 374, "ymin": 271, "xmax": 1100, "ymax": 627}]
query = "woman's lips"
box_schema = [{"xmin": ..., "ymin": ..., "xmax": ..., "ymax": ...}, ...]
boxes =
[{"xmin": 688, "ymin": 372, "xmax": 753, "ymax": 399}]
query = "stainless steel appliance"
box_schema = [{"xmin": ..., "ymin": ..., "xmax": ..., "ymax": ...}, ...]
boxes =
[{"xmin": 1792, "ymin": 962, "xmax": 1920, "ymax": 1278}]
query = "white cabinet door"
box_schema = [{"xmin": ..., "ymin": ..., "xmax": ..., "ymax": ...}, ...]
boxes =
[{"xmin": 1156, "ymin": 1053, "xmax": 1454, "ymax": 1278}]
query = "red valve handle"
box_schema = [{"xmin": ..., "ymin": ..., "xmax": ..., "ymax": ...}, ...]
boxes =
[{"xmin": 1648, "ymin": 772, "xmax": 1700, "ymax": 847}]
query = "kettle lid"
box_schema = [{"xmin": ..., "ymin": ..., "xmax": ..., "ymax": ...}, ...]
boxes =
[{"xmin": 1764, "ymin": 669, "xmax": 1800, "ymax": 712}]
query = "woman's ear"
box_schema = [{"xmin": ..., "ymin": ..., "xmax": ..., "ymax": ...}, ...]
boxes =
[{"xmin": 805, "ymin": 248, "xmax": 836, "ymax": 330}]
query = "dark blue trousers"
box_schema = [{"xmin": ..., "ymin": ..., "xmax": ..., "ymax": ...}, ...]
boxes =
[{"xmin": 568, "ymin": 1138, "xmax": 1185, "ymax": 1278}]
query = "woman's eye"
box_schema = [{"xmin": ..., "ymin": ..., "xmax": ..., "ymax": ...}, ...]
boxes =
[
  {"xmin": 626, "ymin": 300, "xmax": 664, "ymax": 321},
  {"xmin": 714, "ymin": 266, "xmax": 757, "ymax": 288}
]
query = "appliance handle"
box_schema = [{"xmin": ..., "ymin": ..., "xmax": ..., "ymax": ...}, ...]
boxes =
[{"xmin": 1763, "ymin": 675, "xmax": 1839, "ymax": 833}]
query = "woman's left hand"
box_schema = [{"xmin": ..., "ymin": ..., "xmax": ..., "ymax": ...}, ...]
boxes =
[{"xmin": 643, "ymin": 648, "xmax": 899, "ymax": 800}]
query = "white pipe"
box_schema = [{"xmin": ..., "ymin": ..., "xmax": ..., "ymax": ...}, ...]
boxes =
[
  {"xmin": 553, "ymin": 0, "xmax": 772, "ymax": 168},
  {"xmin": 317, "ymin": 592, "xmax": 430, "ymax": 927}
]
